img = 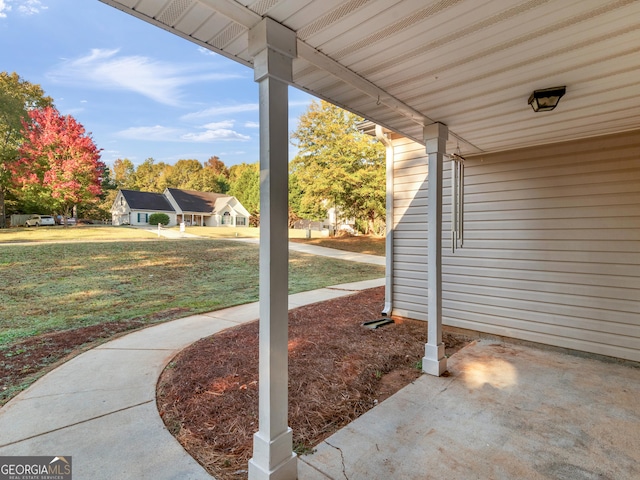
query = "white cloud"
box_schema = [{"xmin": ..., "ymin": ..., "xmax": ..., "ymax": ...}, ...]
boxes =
[
  {"xmin": 47, "ymin": 49, "xmax": 242, "ymax": 107},
  {"xmin": 0, "ymin": 0, "xmax": 10, "ymax": 17},
  {"xmin": 181, "ymin": 103, "xmax": 259, "ymax": 120},
  {"xmin": 197, "ymin": 47, "xmax": 218, "ymax": 57},
  {"xmin": 0, "ymin": 0, "xmax": 49, "ymax": 17},
  {"xmin": 17, "ymin": 0, "xmax": 46, "ymax": 15},
  {"xmin": 182, "ymin": 130, "xmax": 250, "ymax": 142},
  {"xmin": 182, "ymin": 120, "xmax": 250, "ymax": 142},
  {"xmin": 244, "ymin": 121, "xmax": 259, "ymax": 128},
  {"xmin": 116, "ymin": 123, "xmax": 250, "ymax": 143},
  {"xmin": 116, "ymin": 125, "xmax": 183, "ymax": 141},
  {"xmin": 202, "ymin": 120, "xmax": 235, "ymax": 129}
]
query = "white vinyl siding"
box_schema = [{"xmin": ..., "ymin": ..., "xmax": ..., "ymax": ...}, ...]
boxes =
[
  {"xmin": 391, "ymin": 137, "xmax": 430, "ymax": 320},
  {"xmin": 391, "ymin": 130, "xmax": 640, "ymax": 362}
]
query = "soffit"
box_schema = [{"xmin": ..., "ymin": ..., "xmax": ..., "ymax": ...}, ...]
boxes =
[{"xmin": 99, "ymin": 0, "xmax": 640, "ymax": 156}]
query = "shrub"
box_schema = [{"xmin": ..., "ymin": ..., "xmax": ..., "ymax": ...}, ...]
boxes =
[{"xmin": 149, "ymin": 213, "xmax": 170, "ymax": 226}]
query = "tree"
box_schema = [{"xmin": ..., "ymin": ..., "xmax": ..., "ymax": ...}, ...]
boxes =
[
  {"xmin": 290, "ymin": 100, "xmax": 385, "ymax": 234},
  {"xmin": 11, "ymin": 106, "xmax": 104, "ymax": 221},
  {"xmin": 0, "ymin": 72, "xmax": 54, "ymax": 227},
  {"xmin": 228, "ymin": 162, "xmax": 260, "ymax": 224},
  {"xmin": 204, "ymin": 156, "xmax": 229, "ymax": 178},
  {"xmin": 112, "ymin": 158, "xmax": 136, "ymax": 189},
  {"xmin": 165, "ymin": 159, "xmax": 203, "ymax": 190},
  {"xmin": 131, "ymin": 158, "xmax": 170, "ymax": 192}
]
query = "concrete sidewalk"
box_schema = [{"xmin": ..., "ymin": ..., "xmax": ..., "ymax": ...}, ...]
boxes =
[
  {"xmin": 135, "ymin": 228, "xmax": 386, "ymax": 266},
  {"xmin": 0, "ymin": 277, "xmax": 384, "ymax": 479},
  {"xmin": 228, "ymin": 237, "xmax": 386, "ymax": 266}
]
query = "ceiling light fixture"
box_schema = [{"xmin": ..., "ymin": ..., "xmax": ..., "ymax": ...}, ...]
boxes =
[{"xmin": 528, "ymin": 86, "xmax": 566, "ymax": 112}]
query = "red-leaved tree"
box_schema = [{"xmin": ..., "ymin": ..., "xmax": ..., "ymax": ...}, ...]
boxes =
[{"xmin": 11, "ymin": 106, "xmax": 104, "ymax": 221}]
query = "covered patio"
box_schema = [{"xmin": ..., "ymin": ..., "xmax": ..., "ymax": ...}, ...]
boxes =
[
  {"xmin": 300, "ymin": 338, "xmax": 640, "ymax": 479},
  {"xmin": 97, "ymin": 1, "xmax": 640, "ymax": 478}
]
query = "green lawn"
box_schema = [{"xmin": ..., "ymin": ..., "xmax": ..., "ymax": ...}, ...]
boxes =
[
  {"xmin": 0, "ymin": 225, "xmax": 158, "ymax": 243},
  {"xmin": 0, "ymin": 238, "xmax": 384, "ymax": 346}
]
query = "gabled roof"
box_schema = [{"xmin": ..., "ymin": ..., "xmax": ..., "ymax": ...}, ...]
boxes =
[
  {"xmin": 166, "ymin": 188, "xmax": 232, "ymax": 214},
  {"xmin": 120, "ymin": 189, "xmax": 175, "ymax": 212}
]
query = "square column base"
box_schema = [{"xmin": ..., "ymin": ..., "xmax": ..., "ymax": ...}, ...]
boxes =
[
  {"xmin": 249, "ymin": 429, "xmax": 297, "ymax": 480},
  {"xmin": 423, "ymin": 343, "xmax": 447, "ymax": 376}
]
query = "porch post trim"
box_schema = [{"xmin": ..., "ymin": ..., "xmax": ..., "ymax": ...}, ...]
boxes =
[
  {"xmin": 247, "ymin": 17, "xmax": 298, "ymax": 480},
  {"xmin": 423, "ymin": 122, "xmax": 448, "ymax": 376}
]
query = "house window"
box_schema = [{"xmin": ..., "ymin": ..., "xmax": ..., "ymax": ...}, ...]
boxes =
[
  {"xmin": 137, "ymin": 213, "xmax": 148, "ymax": 223},
  {"xmin": 236, "ymin": 217, "xmax": 246, "ymax": 226},
  {"xmin": 222, "ymin": 212, "xmax": 232, "ymax": 225}
]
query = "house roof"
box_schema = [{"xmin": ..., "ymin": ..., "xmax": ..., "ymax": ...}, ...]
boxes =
[
  {"xmin": 98, "ymin": 0, "xmax": 640, "ymax": 156},
  {"xmin": 166, "ymin": 188, "xmax": 232, "ymax": 214},
  {"xmin": 120, "ymin": 189, "xmax": 175, "ymax": 212}
]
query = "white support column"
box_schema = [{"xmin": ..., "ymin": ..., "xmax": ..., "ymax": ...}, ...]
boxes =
[
  {"xmin": 247, "ymin": 18, "xmax": 298, "ymax": 480},
  {"xmin": 423, "ymin": 122, "xmax": 448, "ymax": 377}
]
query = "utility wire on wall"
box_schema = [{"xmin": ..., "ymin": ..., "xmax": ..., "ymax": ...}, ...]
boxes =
[{"xmin": 449, "ymin": 149, "xmax": 465, "ymax": 253}]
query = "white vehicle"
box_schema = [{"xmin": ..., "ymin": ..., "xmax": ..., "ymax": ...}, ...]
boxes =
[{"xmin": 25, "ymin": 214, "xmax": 56, "ymax": 227}]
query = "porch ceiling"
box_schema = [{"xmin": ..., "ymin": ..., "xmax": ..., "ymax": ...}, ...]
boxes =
[{"xmin": 99, "ymin": 0, "xmax": 640, "ymax": 156}]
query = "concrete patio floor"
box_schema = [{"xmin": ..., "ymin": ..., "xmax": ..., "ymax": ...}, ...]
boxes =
[{"xmin": 300, "ymin": 339, "xmax": 640, "ymax": 480}]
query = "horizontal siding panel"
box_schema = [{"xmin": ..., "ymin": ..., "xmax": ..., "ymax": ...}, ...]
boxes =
[
  {"xmin": 394, "ymin": 230, "xmax": 430, "ymax": 240},
  {"xmin": 464, "ymin": 179, "xmax": 639, "ymax": 202},
  {"xmin": 394, "ymin": 238, "xmax": 427, "ymax": 248},
  {"xmin": 393, "ymin": 308, "xmax": 428, "ymax": 322},
  {"xmin": 466, "ymin": 158, "xmax": 639, "ymax": 187},
  {"xmin": 395, "ymin": 293, "xmax": 428, "ymax": 308},
  {"xmin": 465, "ymin": 142, "xmax": 639, "ymax": 177},
  {"xmin": 443, "ymin": 265, "xmax": 637, "ymax": 289},
  {"xmin": 394, "ymin": 278, "xmax": 428, "ymax": 289},
  {"xmin": 443, "ymin": 284, "xmax": 639, "ymax": 314},
  {"xmin": 443, "ymin": 273, "xmax": 639, "ymax": 302},
  {"xmin": 395, "ymin": 253, "xmax": 428, "ymax": 264},
  {"xmin": 395, "ymin": 206, "xmax": 428, "ymax": 217},
  {"xmin": 461, "ymin": 217, "xmax": 640, "ymax": 231},
  {"xmin": 443, "ymin": 307, "xmax": 640, "ymax": 340},
  {"xmin": 445, "ymin": 238, "xmax": 640, "ymax": 252},
  {"xmin": 394, "ymin": 205, "xmax": 428, "ymax": 216},
  {"xmin": 393, "ymin": 270, "xmax": 427, "ymax": 282},
  {"xmin": 443, "ymin": 251, "xmax": 640, "ymax": 271},
  {"xmin": 394, "ymin": 164, "xmax": 427, "ymax": 178},
  {"xmin": 395, "ymin": 181, "xmax": 428, "ymax": 194},
  {"xmin": 395, "ymin": 284, "xmax": 428, "ymax": 297},
  {"xmin": 395, "ymin": 262, "xmax": 427, "ymax": 274},
  {"xmin": 393, "ymin": 248, "xmax": 427, "ymax": 261},
  {"xmin": 395, "ymin": 222, "xmax": 428, "ymax": 232},
  {"xmin": 442, "ymin": 291, "xmax": 635, "ymax": 325},
  {"xmin": 461, "ymin": 204, "xmax": 640, "ymax": 220},
  {"xmin": 394, "ymin": 197, "xmax": 427, "ymax": 208},
  {"xmin": 463, "ymin": 191, "xmax": 640, "ymax": 212}
]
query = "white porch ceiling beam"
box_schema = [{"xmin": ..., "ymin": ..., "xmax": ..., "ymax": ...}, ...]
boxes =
[
  {"xmin": 198, "ymin": 0, "xmax": 261, "ymax": 29},
  {"xmin": 296, "ymin": 41, "xmax": 434, "ymax": 129},
  {"xmin": 200, "ymin": 0, "xmax": 440, "ymax": 135}
]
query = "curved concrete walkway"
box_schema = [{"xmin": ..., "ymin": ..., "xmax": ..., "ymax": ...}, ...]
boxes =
[{"xmin": 0, "ymin": 243, "xmax": 384, "ymax": 479}]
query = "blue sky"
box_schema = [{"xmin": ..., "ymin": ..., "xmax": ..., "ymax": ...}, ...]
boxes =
[{"xmin": 0, "ymin": 0, "xmax": 315, "ymax": 168}]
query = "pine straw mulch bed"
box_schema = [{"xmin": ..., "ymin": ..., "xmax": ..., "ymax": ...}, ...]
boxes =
[{"xmin": 157, "ymin": 286, "xmax": 471, "ymax": 479}]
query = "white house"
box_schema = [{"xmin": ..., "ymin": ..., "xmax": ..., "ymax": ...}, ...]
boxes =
[
  {"xmin": 111, "ymin": 189, "xmax": 176, "ymax": 226},
  {"xmin": 111, "ymin": 188, "xmax": 250, "ymax": 227},
  {"xmin": 98, "ymin": 2, "xmax": 640, "ymax": 478}
]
